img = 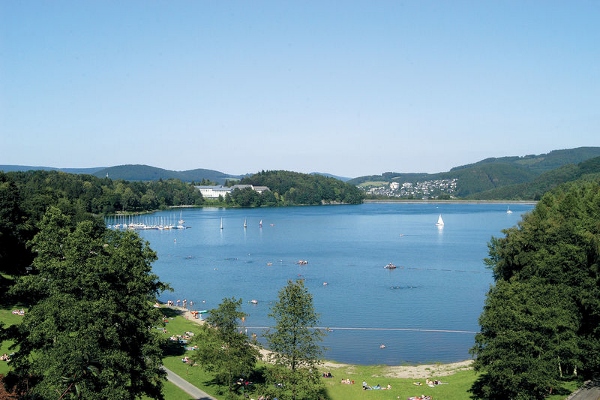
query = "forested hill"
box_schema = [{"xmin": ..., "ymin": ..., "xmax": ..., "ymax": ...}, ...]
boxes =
[
  {"xmin": 240, "ymin": 170, "xmax": 364, "ymax": 205},
  {"xmin": 449, "ymin": 146, "xmax": 600, "ymax": 173},
  {"xmin": 466, "ymin": 155, "xmax": 600, "ymax": 200},
  {"xmin": 93, "ymin": 164, "xmax": 243, "ymax": 183},
  {"xmin": 0, "ymin": 164, "xmax": 241, "ymax": 184},
  {"xmin": 349, "ymin": 147, "xmax": 600, "ymax": 199}
]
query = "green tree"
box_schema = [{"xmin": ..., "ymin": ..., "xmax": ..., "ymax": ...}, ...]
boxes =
[
  {"xmin": 470, "ymin": 180, "xmax": 600, "ymax": 399},
  {"xmin": 4, "ymin": 206, "xmax": 169, "ymax": 399},
  {"xmin": 264, "ymin": 279, "xmax": 326, "ymax": 400},
  {"xmin": 470, "ymin": 280, "xmax": 580, "ymax": 399},
  {"xmin": 190, "ymin": 297, "xmax": 259, "ymax": 398}
]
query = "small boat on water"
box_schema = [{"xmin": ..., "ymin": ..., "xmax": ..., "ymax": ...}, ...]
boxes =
[
  {"xmin": 436, "ymin": 214, "xmax": 444, "ymax": 226},
  {"xmin": 506, "ymin": 206, "xmax": 513, "ymax": 214},
  {"xmin": 384, "ymin": 263, "xmax": 397, "ymax": 269}
]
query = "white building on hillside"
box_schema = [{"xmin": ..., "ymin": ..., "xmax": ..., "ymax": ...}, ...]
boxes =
[
  {"xmin": 195, "ymin": 185, "xmax": 270, "ymax": 199},
  {"xmin": 195, "ymin": 185, "xmax": 232, "ymax": 199}
]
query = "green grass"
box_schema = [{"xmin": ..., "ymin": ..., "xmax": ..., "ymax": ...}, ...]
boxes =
[
  {"xmin": 143, "ymin": 381, "xmax": 196, "ymax": 400},
  {"xmin": 159, "ymin": 308, "xmax": 227, "ymax": 398},
  {"xmin": 0, "ymin": 307, "xmax": 25, "ymax": 376},
  {"xmin": 319, "ymin": 364, "xmax": 477, "ymax": 400}
]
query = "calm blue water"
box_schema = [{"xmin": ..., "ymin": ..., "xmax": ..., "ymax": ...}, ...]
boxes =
[{"xmin": 131, "ymin": 202, "xmax": 534, "ymax": 365}]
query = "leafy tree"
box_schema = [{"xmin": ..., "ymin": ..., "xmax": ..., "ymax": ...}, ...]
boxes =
[
  {"xmin": 264, "ymin": 280, "xmax": 326, "ymax": 400},
  {"xmin": 229, "ymin": 187, "xmax": 262, "ymax": 207},
  {"xmin": 470, "ymin": 279, "xmax": 580, "ymax": 399},
  {"xmin": 470, "ymin": 180, "xmax": 600, "ymax": 399},
  {"xmin": 4, "ymin": 206, "xmax": 169, "ymax": 399},
  {"xmin": 190, "ymin": 297, "xmax": 259, "ymax": 398}
]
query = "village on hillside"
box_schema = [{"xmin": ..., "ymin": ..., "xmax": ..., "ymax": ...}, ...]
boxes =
[{"xmin": 364, "ymin": 178, "xmax": 458, "ymax": 199}]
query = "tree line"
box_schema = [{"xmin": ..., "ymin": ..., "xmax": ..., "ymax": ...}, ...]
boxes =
[{"xmin": 3, "ymin": 170, "xmax": 206, "ymax": 216}]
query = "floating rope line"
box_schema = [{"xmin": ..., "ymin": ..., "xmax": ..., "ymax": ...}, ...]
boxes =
[{"xmin": 243, "ymin": 326, "xmax": 478, "ymax": 334}]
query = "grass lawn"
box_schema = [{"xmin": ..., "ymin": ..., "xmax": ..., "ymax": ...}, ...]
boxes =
[{"xmin": 0, "ymin": 307, "xmax": 25, "ymax": 376}]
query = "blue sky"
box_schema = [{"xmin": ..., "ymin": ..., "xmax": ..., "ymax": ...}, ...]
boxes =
[{"xmin": 1, "ymin": 1, "xmax": 598, "ymax": 177}]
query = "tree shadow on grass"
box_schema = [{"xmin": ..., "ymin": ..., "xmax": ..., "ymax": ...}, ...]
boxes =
[{"xmin": 161, "ymin": 307, "xmax": 184, "ymax": 319}]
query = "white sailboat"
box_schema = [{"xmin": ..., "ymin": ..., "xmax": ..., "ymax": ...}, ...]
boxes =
[
  {"xmin": 244, "ymin": 218, "xmax": 247, "ymax": 228},
  {"xmin": 435, "ymin": 214, "xmax": 444, "ymax": 226},
  {"xmin": 259, "ymin": 219, "xmax": 263, "ymax": 228},
  {"xmin": 220, "ymin": 218, "xmax": 223, "ymax": 230},
  {"xmin": 506, "ymin": 206, "xmax": 513, "ymax": 214},
  {"xmin": 177, "ymin": 211, "xmax": 186, "ymax": 229}
]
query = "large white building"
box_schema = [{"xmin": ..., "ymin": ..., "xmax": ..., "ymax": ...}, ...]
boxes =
[
  {"xmin": 195, "ymin": 185, "xmax": 231, "ymax": 199},
  {"xmin": 195, "ymin": 184, "xmax": 270, "ymax": 199}
]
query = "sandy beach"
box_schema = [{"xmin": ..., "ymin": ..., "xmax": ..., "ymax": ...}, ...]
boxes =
[{"xmin": 319, "ymin": 359, "xmax": 473, "ymax": 379}]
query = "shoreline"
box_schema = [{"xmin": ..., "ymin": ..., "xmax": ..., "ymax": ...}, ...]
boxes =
[{"xmin": 164, "ymin": 305, "xmax": 474, "ymax": 379}]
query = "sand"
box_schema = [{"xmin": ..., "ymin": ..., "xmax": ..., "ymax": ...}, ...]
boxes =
[{"xmin": 321, "ymin": 359, "xmax": 474, "ymax": 379}]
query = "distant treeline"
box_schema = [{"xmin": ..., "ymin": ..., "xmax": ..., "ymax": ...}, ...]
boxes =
[
  {"xmin": 1, "ymin": 169, "xmax": 363, "ymax": 216},
  {"xmin": 3, "ymin": 170, "xmax": 205, "ymax": 216},
  {"xmin": 238, "ymin": 170, "xmax": 364, "ymax": 206}
]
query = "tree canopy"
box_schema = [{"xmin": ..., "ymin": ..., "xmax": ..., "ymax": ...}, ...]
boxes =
[
  {"xmin": 264, "ymin": 279, "xmax": 326, "ymax": 400},
  {"xmin": 240, "ymin": 170, "xmax": 364, "ymax": 205},
  {"xmin": 3, "ymin": 206, "xmax": 169, "ymax": 399},
  {"xmin": 470, "ymin": 179, "xmax": 600, "ymax": 399},
  {"xmin": 190, "ymin": 297, "xmax": 260, "ymax": 398},
  {"xmin": 4, "ymin": 170, "xmax": 204, "ymax": 216}
]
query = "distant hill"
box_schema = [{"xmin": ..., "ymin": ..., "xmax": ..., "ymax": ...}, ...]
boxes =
[
  {"xmin": 0, "ymin": 165, "xmax": 106, "ymax": 175},
  {"xmin": 311, "ymin": 172, "xmax": 351, "ymax": 182},
  {"xmin": 466, "ymin": 155, "xmax": 600, "ymax": 200},
  {"xmin": 3, "ymin": 146, "xmax": 599, "ymax": 198},
  {"xmin": 90, "ymin": 164, "xmax": 242, "ymax": 184},
  {"xmin": 450, "ymin": 147, "xmax": 600, "ymax": 174},
  {"xmin": 349, "ymin": 147, "xmax": 600, "ymax": 199},
  {"xmin": 0, "ymin": 164, "xmax": 244, "ymax": 185}
]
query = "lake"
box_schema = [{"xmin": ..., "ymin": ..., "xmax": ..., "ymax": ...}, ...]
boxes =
[{"xmin": 125, "ymin": 202, "xmax": 534, "ymax": 365}]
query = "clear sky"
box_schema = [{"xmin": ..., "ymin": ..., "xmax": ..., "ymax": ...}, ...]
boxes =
[{"xmin": 1, "ymin": 1, "xmax": 598, "ymax": 178}]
